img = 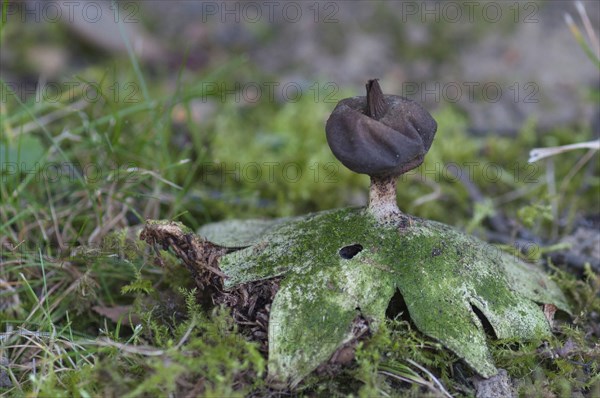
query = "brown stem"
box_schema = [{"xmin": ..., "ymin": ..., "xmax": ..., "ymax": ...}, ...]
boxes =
[{"xmin": 368, "ymin": 175, "xmax": 401, "ymax": 222}]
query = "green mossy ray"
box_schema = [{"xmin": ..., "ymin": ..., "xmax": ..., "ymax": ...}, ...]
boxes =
[
  {"xmin": 199, "ymin": 217, "xmax": 295, "ymax": 248},
  {"xmin": 207, "ymin": 207, "xmax": 571, "ymax": 385},
  {"xmin": 268, "ymin": 253, "xmax": 396, "ymax": 387},
  {"xmin": 218, "ymin": 208, "xmax": 364, "ymax": 286}
]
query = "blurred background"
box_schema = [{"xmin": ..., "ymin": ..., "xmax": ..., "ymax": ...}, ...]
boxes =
[
  {"xmin": 3, "ymin": 1, "xmax": 599, "ymax": 129},
  {"xmin": 1, "ymin": 0, "xmax": 599, "ymax": 240}
]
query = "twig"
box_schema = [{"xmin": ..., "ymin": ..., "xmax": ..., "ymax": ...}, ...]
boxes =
[
  {"xmin": 412, "ymin": 176, "xmax": 442, "ymax": 207},
  {"xmin": 17, "ymin": 99, "xmax": 88, "ymax": 135},
  {"xmin": 575, "ymin": 1, "xmax": 600, "ymax": 57},
  {"xmin": 485, "ymin": 231, "xmax": 599, "ymax": 273},
  {"xmin": 559, "ymin": 147, "xmax": 598, "ymax": 194},
  {"xmin": 528, "ymin": 140, "xmax": 600, "ymax": 163},
  {"xmin": 406, "ymin": 359, "xmax": 453, "ymax": 398},
  {"xmin": 93, "ymin": 338, "xmax": 165, "ymax": 356}
]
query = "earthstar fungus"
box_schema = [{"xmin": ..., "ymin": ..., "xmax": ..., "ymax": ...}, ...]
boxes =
[
  {"xmin": 140, "ymin": 78, "xmax": 572, "ymax": 391},
  {"xmin": 326, "ymin": 79, "xmax": 437, "ymax": 222}
]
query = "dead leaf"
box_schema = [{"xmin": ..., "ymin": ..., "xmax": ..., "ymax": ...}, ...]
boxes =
[{"xmin": 92, "ymin": 305, "xmax": 140, "ymax": 326}]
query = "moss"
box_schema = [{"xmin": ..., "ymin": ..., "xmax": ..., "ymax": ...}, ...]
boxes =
[
  {"xmin": 101, "ymin": 229, "xmax": 147, "ymax": 261},
  {"xmin": 24, "ymin": 289, "xmax": 266, "ymax": 397},
  {"xmin": 207, "ymin": 207, "xmax": 570, "ymax": 385}
]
